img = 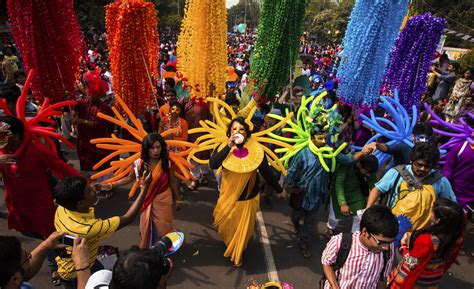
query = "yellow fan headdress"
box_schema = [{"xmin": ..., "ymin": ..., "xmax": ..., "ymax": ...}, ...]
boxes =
[{"xmin": 188, "ymin": 97, "xmax": 294, "ymax": 175}]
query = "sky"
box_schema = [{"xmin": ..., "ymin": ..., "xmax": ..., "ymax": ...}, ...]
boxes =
[{"xmin": 226, "ymin": 0, "xmax": 239, "ymax": 8}]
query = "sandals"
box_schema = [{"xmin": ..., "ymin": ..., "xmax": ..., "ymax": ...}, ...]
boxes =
[
  {"xmin": 51, "ymin": 271, "xmax": 61, "ymax": 286},
  {"xmin": 298, "ymin": 243, "xmax": 311, "ymax": 259}
]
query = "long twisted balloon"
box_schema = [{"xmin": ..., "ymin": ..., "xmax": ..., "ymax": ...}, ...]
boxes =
[
  {"xmin": 424, "ymin": 103, "xmax": 473, "ymax": 164},
  {"xmin": 267, "ymin": 91, "xmax": 347, "ymax": 172},
  {"xmin": 90, "ymin": 93, "xmax": 197, "ymax": 198},
  {"xmin": 188, "ymin": 97, "xmax": 294, "ymax": 175},
  {"xmin": 0, "ymin": 69, "xmax": 76, "ymax": 159},
  {"xmin": 359, "ymin": 90, "xmax": 417, "ymax": 167}
]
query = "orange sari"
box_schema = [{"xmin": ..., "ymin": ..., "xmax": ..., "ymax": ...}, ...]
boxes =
[{"xmin": 139, "ymin": 160, "xmax": 174, "ymax": 248}]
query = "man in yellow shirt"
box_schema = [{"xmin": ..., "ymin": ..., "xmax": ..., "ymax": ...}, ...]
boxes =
[{"xmin": 53, "ymin": 172, "xmax": 152, "ymax": 288}]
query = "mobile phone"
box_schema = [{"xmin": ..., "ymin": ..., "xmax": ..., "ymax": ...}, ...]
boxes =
[
  {"xmin": 139, "ymin": 162, "xmax": 149, "ymax": 177},
  {"xmin": 61, "ymin": 234, "xmax": 77, "ymax": 246}
]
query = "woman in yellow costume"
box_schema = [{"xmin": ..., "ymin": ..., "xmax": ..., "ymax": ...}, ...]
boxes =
[
  {"xmin": 91, "ymin": 94, "xmax": 196, "ymax": 248},
  {"xmin": 189, "ymin": 95, "xmax": 293, "ymax": 266}
]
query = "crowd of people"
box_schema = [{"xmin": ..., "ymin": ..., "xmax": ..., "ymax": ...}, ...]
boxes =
[{"xmin": 0, "ymin": 25, "xmax": 473, "ymax": 289}]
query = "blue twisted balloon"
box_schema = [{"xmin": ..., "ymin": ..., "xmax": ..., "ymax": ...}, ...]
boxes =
[
  {"xmin": 338, "ymin": 0, "xmax": 409, "ymax": 106},
  {"xmin": 356, "ymin": 90, "xmax": 417, "ymax": 167}
]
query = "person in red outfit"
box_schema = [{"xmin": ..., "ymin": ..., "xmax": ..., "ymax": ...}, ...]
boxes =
[
  {"xmin": 0, "ymin": 115, "xmax": 81, "ymax": 286},
  {"xmin": 0, "ymin": 115, "xmax": 81, "ymax": 238},
  {"xmin": 73, "ymin": 70, "xmax": 115, "ymax": 176}
]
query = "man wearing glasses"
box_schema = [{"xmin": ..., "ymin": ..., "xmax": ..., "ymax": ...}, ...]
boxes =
[
  {"xmin": 322, "ymin": 205, "xmax": 398, "ymax": 289},
  {"xmin": 366, "ymin": 142, "xmax": 456, "ymax": 242},
  {"xmin": 366, "ymin": 142, "xmax": 456, "ymax": 209},
  {"xmin": 0, "ymin": 232, "xmax": 65, "ymax": 289}
]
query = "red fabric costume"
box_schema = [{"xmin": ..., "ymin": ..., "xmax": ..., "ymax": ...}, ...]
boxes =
[
  {"xmin": 76, "ymin": 97, "xmax": 115, "ymax": 171},
  {"xmin": 1, "ymin": 141, "xmax": 81, "ymax": 238}
]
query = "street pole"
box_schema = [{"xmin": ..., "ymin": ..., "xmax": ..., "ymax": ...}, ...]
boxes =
[{"xmin": 244, "ymin": 0, "xmax": 248, "ymax": 27}]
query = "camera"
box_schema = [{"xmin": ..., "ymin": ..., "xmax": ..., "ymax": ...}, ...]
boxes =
[{"xmin": 151, "ymin": 231, "xmax": 184, "ymax": 257}]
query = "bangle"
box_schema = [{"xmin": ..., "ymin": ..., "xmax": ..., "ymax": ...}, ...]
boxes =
[{"xmin": 76, "ymin": 265, "xmax": 90, "ymax": 272}]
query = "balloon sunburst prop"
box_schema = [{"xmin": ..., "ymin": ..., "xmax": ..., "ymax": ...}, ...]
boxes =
[
  {"xmin": 0, "ymin": 69, "xmax": 76, "ymax": 160},
  {"xmin": 359, "ymin": 91, "xmax": 417, "ymax": 167},
  {"xmin": 267, "ymin": 92, "xmax": 347, "ymax": 172},
  {"xmin": 188, "ymin": 98, "xmax": 294, "ymax": 175},
  {"xmin": 90, "ymin": 94, "xmax": 197, "ymax": 198},
  {"xmin": 424, "ymin": 103, "xmax": 473, "ymax": 164}
]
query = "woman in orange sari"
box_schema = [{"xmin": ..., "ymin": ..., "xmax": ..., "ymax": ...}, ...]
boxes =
[{"xmin": 100, "ymin": 133, "xmax": 182, "ymax": 248}]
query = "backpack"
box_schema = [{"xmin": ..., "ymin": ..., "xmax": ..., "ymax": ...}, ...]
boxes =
[
  {"xmin": 389, "ymin": 165, "xmax": 443, "ymax": 232},
  {"xmin": 320, "ymin": 233, "xmax": 390, "ymax": 288}
]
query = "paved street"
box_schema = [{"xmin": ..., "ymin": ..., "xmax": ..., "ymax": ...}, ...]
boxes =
[{"xmin": 1, "ymin": 151, "xmax": 473, "ymax": 288}]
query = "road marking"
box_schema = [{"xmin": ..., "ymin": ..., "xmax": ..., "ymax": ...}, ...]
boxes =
[{"xmin": 256, "ymin": 210, "xmax": 279, "ymax": 282}]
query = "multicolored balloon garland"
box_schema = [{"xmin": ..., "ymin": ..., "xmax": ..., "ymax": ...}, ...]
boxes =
[
  {"xmin": 383, "ymin": 13, "xmax": 447, "ymax": 110},
  {"xmin": 423, "ymin": 103, "xmax": 473, "ymax": 164},
  {"xmin": 7, "ymin": 0, "xmax": 84, "ymax": 103},
  {"xmin": 106, "ymin": 0, "xmax": 159, "ymax": 115},
  {"xmin": 250, "ymin": 0, "xmax": 307, "ymax": 104},
  {"xmin": 267, "ymin": 92, "xmax": 347, "ymax": 172},
  {"xmin": 177, "ymin": 0, "xmax": 228, "ymax": 101},
  {"xmin": 359, "ymin": 91, "xmax": 417, "ymax": 167},
  {"xmin": 337, "ymin": 0, "xmax": 409, "ymax": 106}
]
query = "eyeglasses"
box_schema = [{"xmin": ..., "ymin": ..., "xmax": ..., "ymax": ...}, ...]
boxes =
[
  {"xmin": 369, "ymin": 233, "xmax": 392, "ymax": 248},
  {"xmin": 20, "ymin": 252, "xmax": 32, "ymax": 267},
  {"xmin": 412, "ymin": 161, "xmax": 432, "ymax": 170}
]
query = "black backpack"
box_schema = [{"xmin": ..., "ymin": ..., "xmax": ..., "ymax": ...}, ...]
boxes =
[{"xmin": 320, "ymin": 233, "xmax": 390, "ymax": 288}]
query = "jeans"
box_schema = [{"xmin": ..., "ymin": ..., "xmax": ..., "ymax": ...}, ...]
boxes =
[{"xmin": 291, "ymin": 203, "xmax": 321, "ymax": 248}]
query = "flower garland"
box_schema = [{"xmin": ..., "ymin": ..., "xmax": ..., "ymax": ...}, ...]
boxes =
[
  {"xmin": 7, "ymin": 0, "xmax": 84, "ymax": 103},
  {"xmin": 337, "ymin": 0, "xmax": 409, "ymax": 106},
  {"xmin": 250, "ymin": 0, "xmax": 307, "ymax": 103},
  {"xmin": 358, "ymin": 91, "xmax": 417, "ymax": 168},
  {"xmin": 106, "ymin": 0, "xmax": 159, "ymax": 115},
  {"xmin": 177, "ymin": 0, "xmax": 227, "ymax": 101},
  {"xmin": 383, "ymin": 13, "xmax": 446, "ymax": 110}
]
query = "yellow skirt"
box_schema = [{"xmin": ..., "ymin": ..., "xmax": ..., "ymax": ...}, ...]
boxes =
[
  {"xmin": 213, "ymin": 168, "xmax": 258, "ymax": 266},
  {"xmin": 215, "ymin": 195, "xmax": 259, "ymax": 266}
]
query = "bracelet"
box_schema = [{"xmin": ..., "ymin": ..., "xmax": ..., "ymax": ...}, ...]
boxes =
[{"xmin": 75, "ymin": 265, "xmax": 90, "ymax": 272}]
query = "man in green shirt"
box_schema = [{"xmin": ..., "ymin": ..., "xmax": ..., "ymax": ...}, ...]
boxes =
[{"xmin": 326, "ymin": 155, "xmax": 379, "ymax": 234}]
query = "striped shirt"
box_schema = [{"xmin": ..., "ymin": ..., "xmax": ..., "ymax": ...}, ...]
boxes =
[
  {"xmin": 54, "ymin": 206, "xmax": 120, "ymax": 280},
  {"xmin": 321, "ymin": 231, "xmax": 394, "ymax": 289}
]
